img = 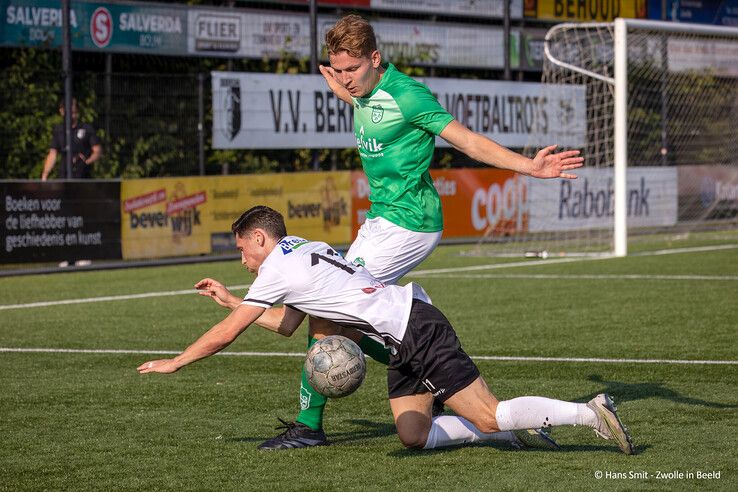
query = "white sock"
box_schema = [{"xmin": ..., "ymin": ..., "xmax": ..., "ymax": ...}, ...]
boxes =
[
  {"xmin": 422, "ymin": 415, "xmax": 519, "ymax": 449},
  {"xmin": 495, "ymin": 397, "xmax": 597, "ymax": 431}
]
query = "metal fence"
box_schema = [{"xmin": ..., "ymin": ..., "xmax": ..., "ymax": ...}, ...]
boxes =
[{"xmin": 0, "ymin": 58, "xmax": 208, "ymax": 179}]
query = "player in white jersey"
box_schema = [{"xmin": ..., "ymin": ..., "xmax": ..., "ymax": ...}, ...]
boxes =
[{"xmin": 138, "ymin": 206, "xmax": 634, "ymax": 455}]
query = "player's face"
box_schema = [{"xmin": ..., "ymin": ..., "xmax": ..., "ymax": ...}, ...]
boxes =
[
  {"xmin": 329, "ymin": 50, "xmax": 382, "ymax": 97},
  {"xmin": 236, "ymin": 232, "xmax": 264, "ymax": 274}
]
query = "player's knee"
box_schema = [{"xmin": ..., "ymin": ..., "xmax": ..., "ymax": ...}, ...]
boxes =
[
  {"xmin": 397, "ymin": 429, "xmax": 427, "ymax": 449},
  {"xmin": 395, "ymin": 413, "xmax": 431, "ymax": 449}
]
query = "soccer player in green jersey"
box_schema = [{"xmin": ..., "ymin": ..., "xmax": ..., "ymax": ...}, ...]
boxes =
[{"xmin": 258, "ymin": 14, "xmax": 584, "ymax": 450}]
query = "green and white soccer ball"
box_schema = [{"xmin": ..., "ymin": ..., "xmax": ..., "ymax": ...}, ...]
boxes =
[{"xmin": 305, "ymin": 335, "xmax": 366, "ymax": 398}]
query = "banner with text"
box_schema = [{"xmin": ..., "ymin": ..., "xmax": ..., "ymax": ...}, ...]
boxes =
[
  {"xmin": 212, "ymin": 71, "xmax": 586, "ymax": 150},
  {"xmin": 190, "ymin": 11, "xmax": 508, "ymax": 67},
  {"xmin": 254, "ymin": 0, "xmax": 520, "ymax": 18},
  {"xmin": 1, "ymin": 0, "xmax": 187, "ymax": 55},
  {"xmin": 527, "ymin": 167, "xmax": 678, "ymax": 232},
  {"xmin": 528, "ymin": 0, "xmax": 647, "ymax": 21},
  {"xmin": 2, "ymin": 1, "xmax": 536, "ymax": 66},
  {"xmin": 1, "ymin": 181, "xmax": 121, "ymax": 263},
  {"xmin": 648, "ymin": 0, "xmax": 738, "ymax": 26},
  {"xmin": 120, "ymin": 172, "xmax": 351, "ymax": 260},
  {"xmin": 678, "ymin": 165, "xmax": 738, "ymax": 222},
  {"xmin": 668, "ymin": 38, "xmax": 738, "ymax": 78},
  {"xmin": 371, "ymin": 0, "xmax": 523, "ymax": 18},
  {"xmin": 351, "ymin": 168, "xmax": 527, "ymax": 239}
]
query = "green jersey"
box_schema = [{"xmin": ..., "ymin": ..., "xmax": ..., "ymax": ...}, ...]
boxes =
[{"xmin": 353, "ymin": 63, "xmax": 453, "ymax": 232}]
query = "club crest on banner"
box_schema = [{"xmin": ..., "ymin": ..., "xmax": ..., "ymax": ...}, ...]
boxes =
[{"xmin": 220, "ymin": 78, "xmax": 242, "ymax": 141}]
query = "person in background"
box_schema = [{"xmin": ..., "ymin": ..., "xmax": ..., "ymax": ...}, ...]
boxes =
[
  {"xmin": 42, "ymin": 98, "xmax": 102, "ymax": 181},
  {"xmin": 42, "ymin": 98, "xmax": 102, "ymax": 268}
]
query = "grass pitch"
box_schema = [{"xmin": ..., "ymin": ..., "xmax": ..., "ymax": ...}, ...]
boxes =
[{"xmin": 1, "ymin": 238, "xmax": 736, "ymax": 491}]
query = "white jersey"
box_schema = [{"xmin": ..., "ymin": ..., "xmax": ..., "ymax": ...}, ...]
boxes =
[{"xmin": 242, "ymin": 236, "xmax": 429, "ymax": 348}]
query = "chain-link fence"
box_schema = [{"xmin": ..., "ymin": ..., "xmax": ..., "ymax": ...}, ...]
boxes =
[{"xmin": 1, "ymin": 47, "xmax": 366, "ymax": 179}]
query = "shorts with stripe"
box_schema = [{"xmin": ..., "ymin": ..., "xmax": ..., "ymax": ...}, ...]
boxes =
[{"xmin": 387, "ymin": 299, "xmax": 480, "ymax": 403}]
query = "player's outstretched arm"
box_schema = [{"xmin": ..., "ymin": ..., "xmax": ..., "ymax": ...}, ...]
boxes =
[
  {"xmin": 195, "ymin": 278, "xmax": 241, "ymax": 310},
  {"xmin": 137, "ymin": 304, "xmax": 264, "ymax": 374},
  {"xmin": 439, "ymin": 120, "xmax": 584, "ymax": 179},
  {"xmin": 254, "ymin": 306, "xmax": 307, "ymax": 337},
  {"xmin": 319, "ymin": 65, "xmax": 352, "ymax": 105}
]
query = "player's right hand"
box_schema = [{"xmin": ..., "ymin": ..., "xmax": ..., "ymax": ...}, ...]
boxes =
[
  {"xmin": 137, "ymin": 359, "xmax": 180, "ymax": 374},
  {"xmin": 319, "ymin": 65, "xmax": 344, "ymax": 93}
]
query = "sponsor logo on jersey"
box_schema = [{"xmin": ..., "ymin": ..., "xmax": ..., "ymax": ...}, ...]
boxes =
[
  {"xmin": 371, "ymin": 105, "xmax": 384, "ymax": 124},
  {"xmin": 356, "ymin": 126, "xmax": 384, "ymax": 155},
  {"xmin": 361, "ymin": 279, "xmax": 385, "ymax": 294},
  {"xmin": 279, "ymin": 236, "xmax": 308, "ymax": 255}
]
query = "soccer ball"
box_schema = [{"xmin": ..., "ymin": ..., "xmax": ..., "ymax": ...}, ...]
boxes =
[{"xmin": 304, "ymin": 335, "xmax": 366, "ymax": 398}]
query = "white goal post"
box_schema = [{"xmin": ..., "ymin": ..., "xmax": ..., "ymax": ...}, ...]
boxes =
[
  {"xmin": 556, "ymin": 18, "xmax": 738, "ymax": 256},
  {"xmin": 472, "ymin": 19, "xmax": 738, "ymax": 258}
]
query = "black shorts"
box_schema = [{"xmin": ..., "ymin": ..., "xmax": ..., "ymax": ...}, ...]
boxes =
[{"xmin": 387, "ymin": 299, "xmax": 480, "ymax": 403}]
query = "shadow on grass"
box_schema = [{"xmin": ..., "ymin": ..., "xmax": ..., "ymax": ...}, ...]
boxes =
[
  {"xmin": 386, "ymin": 442, "xmax": 647, "ymax": 457},
  {"xmin": 227, "ymin": 418, "xmax": 396, "ymax": 446},
  {"xmin": 575, "ymin": 374, "xmax": 738, "ymax": 408},
  {"xmin": 228, "ymin": 417, "xmax": 651, "ymax": 456},
  {"xmin": 328, "ymin": 419, "xmax": 397, "ymax": 444}
]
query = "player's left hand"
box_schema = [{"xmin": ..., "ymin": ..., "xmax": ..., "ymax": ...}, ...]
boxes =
[
  {"xmin": 137, "ymin": 359, "xmax": 180, "ymax": 374},
  {"xmin": 195, "ymin": 278, "xmax": 239, "ymax": 309},
  {"xmin": 530, "ymin": 145, "xmax": 584, "ymax": 179}
]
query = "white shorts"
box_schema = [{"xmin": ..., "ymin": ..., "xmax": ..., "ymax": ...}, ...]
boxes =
[{"xmin": 345, "ymin": 217, "xmax": 442, "ymax": 285}]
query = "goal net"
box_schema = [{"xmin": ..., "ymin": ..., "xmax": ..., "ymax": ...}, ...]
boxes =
[{"xmin": 470, "ymin": 19, "xmax": 738, "ymax": 257}]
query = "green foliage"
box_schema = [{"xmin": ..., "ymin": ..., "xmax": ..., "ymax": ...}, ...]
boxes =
[
  {"xmin": 0, "ymin": 49, "xmax": 60, "ymax": 179},
  {"xmin": 628, "ymin": 63, "xmax": 738, "ymax": 167}
]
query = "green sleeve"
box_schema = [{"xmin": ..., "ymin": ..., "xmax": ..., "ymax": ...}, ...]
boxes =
[{"xmin": 395, "ymin": 82, "xmax": 454, "ymax": 136}]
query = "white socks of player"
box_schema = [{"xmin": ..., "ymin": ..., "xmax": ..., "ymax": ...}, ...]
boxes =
[
  {"xmin": 494, "ymin": 397, "xmax": 596, "ymax": 431},
  {"xmin": 422, "ymin": 415, "xmax": 522, "ymax": 449},
  {"xmin": 422, "ymin": 397, "xmax": 597, "ymax": 449}
]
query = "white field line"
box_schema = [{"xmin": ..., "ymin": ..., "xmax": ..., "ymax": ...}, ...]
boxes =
[
  {"xmin": 632, "ymin": 243, "xmax": 738, "ymax": 256},
  {"xmin": 1, "ymin": 243, "xmax": 735, "ymax": 311},
  {"xmin": 0, "ymin": 347, "xmax": 735, "ymax": 365},
  {"xmin": 415, "ymin": 273, "xmax": 738, "ymax": 281},
  {"xmin": 0, "ymin": 284, "xmax": 251, "ymax": 311}
]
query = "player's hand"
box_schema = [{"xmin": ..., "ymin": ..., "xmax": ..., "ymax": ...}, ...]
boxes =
[
  {"xmin": 319, "ymin": 65, "xmax": 341, "ymax": 91},
  {"xmin": 78, "ymin": 153, "xmax": 89, "ymax": 165},
  {"xmin": 195, "ymin": 278, "xmax": 238, "ymax": 309},
  {"xmin": 530, "ymin": 145, "xmax": 584, "ymax": 179},
  {"xmin": 137, "ymin": 359, "xmax": 180, "ymax": 374},
  {"xmin": 319, "ymin": 65, "xmax": 352, "ymax": 104}
]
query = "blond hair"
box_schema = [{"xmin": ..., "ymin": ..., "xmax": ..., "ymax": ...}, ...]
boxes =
[{"xmin": 325, "ymin": 14, "xmax": 377, "ymax": 58}]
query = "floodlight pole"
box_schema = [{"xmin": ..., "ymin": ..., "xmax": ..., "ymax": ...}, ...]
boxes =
[{"xmin": 62, "ymin": 0, "xmax": 74, "ymax": 179}]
